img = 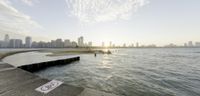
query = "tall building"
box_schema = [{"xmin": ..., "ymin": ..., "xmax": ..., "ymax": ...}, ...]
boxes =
[
  {"xmin": 0, "ymin": 41, "xmax": 4, "ymax": 48},
  {"xmin": 15, "ymin": 39, "xmax": 23, "ymax": 48},
  {"xmin": 195, "ymin": 42, "xmax": 200, "ymax": 47},
  {"xmin": 188, "ymin": 41, "xmax": 193, "ymax": 47},
  {"xmin": 31, "ymin": 41, "xmax": 38, "ymax": 48},
  {"xmin": 71, "ymin": 41, "xmax": 77, "ymax": 47},
  {"xmin": 102, "ymin": 42, "xmax": 105, "ymax": 47},
  {"xmin": 51, "ymin": 40, "xmax": 56, "ymax": 48},
  {"xmin": 131, "ymin": 43, "xmax": 134, "ymax": 47},
  {"xmin": 55, "ymin": 39, "xmax": 64, "ymax": 48},
  {"xmin": 25, "ymin": 36, "xmax": 32, "ymax": 48},
  {"xmin": 109, "ymin": 41, "xmax": 112, "ymax": 47},
  {"xmin": 4, "ymin": 34, "xmax": 9, "ymax": 42},
  {"xmin": 88, "ymin": 42, "xmax": 92, "ymax": 47},
  {"xmin": 113, "ymin": 44, "xmax": 115, "ymax": 47},
  {"xmin": 64, "ymin": 39, "xmax": 71, "ymax": 47},
  {"xmin": 136, "ymin": 42, "xmax": 139, "ymax": 48},
  {"xmin": 78, "ymin": 36, "xmax": 84, "ymax": 47},
  {"xmin": 184, "ymin": 43, "xmax": 187, "ymax": 47},
  {"xmin": 9, "ymin": 39, "xmax": 22, "ymax": 48},
  {"xmin": 9, "ymin": 39, "xmax": 15, "ymax": 48},
  {"xmin": 3, "ymin": 34, "xmax": 9, "ymax": 48},
  {"xmin": 123, "ymin": 43, "xmax": 126, "ymax": 47}
]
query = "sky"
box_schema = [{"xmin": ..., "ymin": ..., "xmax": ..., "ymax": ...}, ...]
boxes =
[{"xmin": 0, "ymin": 0, "xmax": 200, "ymax": 46}]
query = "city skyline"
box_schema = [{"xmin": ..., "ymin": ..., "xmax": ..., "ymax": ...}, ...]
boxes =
[
  {"xmin": 0, "ymin": 0, "xmax": 200, "ymax": 46},
  {"xmin": 0, "ymin": 34, "xmax": 200, "ymax": 48}
]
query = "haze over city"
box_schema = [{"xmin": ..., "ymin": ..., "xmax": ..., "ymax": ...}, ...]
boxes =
[{"xmin": 0, "ymin": 0, "xmax": 200, "ymax": 46}]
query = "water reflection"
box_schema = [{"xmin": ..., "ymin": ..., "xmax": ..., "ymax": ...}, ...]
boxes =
[{"xmin": 101, "ymin": 54, "xmax": 113, "ymax": 69}]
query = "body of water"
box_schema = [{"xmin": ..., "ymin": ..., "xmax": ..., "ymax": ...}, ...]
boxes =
[{"xmin": 2, "ymin": 48, "xmax": 200, "ymax": 96}]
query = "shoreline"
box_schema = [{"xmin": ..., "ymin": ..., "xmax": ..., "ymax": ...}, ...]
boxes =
[
  {"xmin": 0, "ymin": 50, "xmax": 39, "ymax": 61},
  {"xmin": 0, "ymin": 48, "xmax": 111, "ymax": 61},
  {"xmin": 45, "ymin": 49, "xmax": 111, "ymax": 56}
]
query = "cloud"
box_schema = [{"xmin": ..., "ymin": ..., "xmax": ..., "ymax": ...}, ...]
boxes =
[
  {"xmin": 66, "ymin": 0, "xmax": 148, "ymax": 23},
  {"xmin": 20, "ymin": 0, "xmax": 33, "ymax": 6},
  {"xmin": 20, "ymin": 0, "xmax": 39, "ymax": 6},
  {"xmin": 0, "ymin": 0, "xmax": 42, "ymax": 35}
]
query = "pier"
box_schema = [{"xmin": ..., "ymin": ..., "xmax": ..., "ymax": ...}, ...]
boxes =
[
  {"xmin": 18, "ymin": 56, "xmax": 80, "ymax": 72},
  {"xmin": 0, "ymin": 60, "xmax": 118, "ymax": 96}
]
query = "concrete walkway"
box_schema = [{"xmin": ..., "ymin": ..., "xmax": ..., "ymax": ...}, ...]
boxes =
[{"xmin": 0, "ymin": 62, "xmax": 118, "ymax": 96}]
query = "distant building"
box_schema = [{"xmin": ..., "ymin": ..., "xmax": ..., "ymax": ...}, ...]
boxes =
[
  {"xmin": 109, "ymin": 41, "xmax": 112, "ymax": 47},
  {"xmin": 164, "ymin": 43, "xmax": 177, "ymax": 47},
  {"xmin": 55, "ymin": 39, "xmax": 63, "ymax": 48},
  {"xmin": 78, "ymin": 36, "xmax": 84, "ymax": 47},
  {"xmin": 84, "ymin": 43, "xmax": 88, "ymax": 46},
  {"xmin": 131, "ymin": 44, "xmax": 134, "ymax": 47},
  {"xmin": 71, "ymin": 41, "xmax": 77, "ymax": 47},
  {"xmin": 25, "ymin": 36, "xmax": 32, "ymax": 48},
  {"xmin": 46, "ymin": 42, "xmax": 51, "ymax": 48},
  {"xmin": 136, "ymin": 42, "xmax": 139, "ymax": 48},
  {"xmin": 31, "ymin": 41, "xmax": 38, "ymax": 48},
  {"xmin": 146, "ymin": 44, "xmax": 157, "ymax": 48},
  {"xmin": 51, "ymin": 40, "xmax": 56, "ymax": 48},
  {"xmin": 38, "ymin": 41, "xmax": 46, "ymax": 48},
  {"xmin": 64, "ymin": 39, "xmax": 71, "ymax": 47},
  {"xmin": 0, "ymin": 40, "xmax": 4, "ymax": 48},
  {"xmin": 195, "ymin": 42, "xmax": 200, "ymax": 47},
  {"xmin": 188, "ymin": 41, "xmax": 193, "ymax": 47},
  {"xmin": 9, "ymin": 39, "xmax": 22, "ymax": 48},
  {"xmin": 112, "ymin": 44, "xmax": 115, "ymax": 47},
  {"xmin": 9, "ymin": 39, "xmax": 15, "ymax": 48},
  {"xmin": 184, "ymin": 43, "xmax": 187, "ymax": 47},
  {"xmin": 3, "ymin": 34, "xmax": 9, "ymax": 48},
  {"xmin": 102, "ymin": 42, "xmax": 105, "ymax": 47},
  {"xmin": 88, "ymin": 42, "xmax": 92, "ymax": 47},
  {"xmin": 123, "ymin": 43, "xmax": 126, "ymax": 47},
  {"xmin": 4, "ymin": 34, "xmax": 9, "ymax": 42},
  {"xmin": 15, "ymin": 39, "xmax": 23, "ymax": 48}
]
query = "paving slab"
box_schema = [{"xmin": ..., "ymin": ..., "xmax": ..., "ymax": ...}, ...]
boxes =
[{"xmin": 0, "ymin": 63, "xmax": 83, "ymax": 96}]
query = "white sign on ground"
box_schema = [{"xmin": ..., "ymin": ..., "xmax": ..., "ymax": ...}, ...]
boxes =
[{"xmin": 35, "ymin": 80, "xmax": 63, "ymax": 94}]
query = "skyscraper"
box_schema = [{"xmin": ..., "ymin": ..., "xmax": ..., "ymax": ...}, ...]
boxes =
[
  {"xmin": 123, "ymin": 43, "xmax": 126, "ymax": 47},
  {"xmin": 4, "ymin": 34, "xmax": 9, "ymax": 42},
  {"xmin": 184, "ymin": 43, "xmax": 187, "ymax": 47},
  {"xmin": 25, "ymin": 36, "xmax": 32, "ymax": 48},
  {"xmin": 188, "ymin": 41, "xmax": 193, "ymax": 47},
  {"xmin": 136, "ymin": 42, "xmax": 139, "ymax": 48},
  {"xmin": 195, "ymin": 42, "xmax": 200, "ymax": 47},
  {"xmin": 71, "ymin": 41, "xmax": 77, "ymax": 47},
  {"xmin": 64, "ymin": 39, "xmax": 71, "ymax": 47},
  {"xmin": 55, "ymin": 39, "xmax": 63, "ymax": 48},
  {"xmin": 9, "ymin": 39, "xmax": 22, "ymax": 48},
  {"xmin": 3, "ymin": 34, "xmax": 9, "ymax": 48},
  {"xmin": 15, "ymin": 39, "xmax": 23, "ymax": 48},
  {"xmin": 78, "ymin": 36, "xmax": 84, "ymax": 47},
  {"xmin": 9, "ymin": 39, "xmax": 15, "ymax": 48},
  {"xmin": 88, "ymin": 42, "xmax": 92, "ymax": 47},
  {"xmin": 102, "ymin": 42, "xmax": 105, "ymax": 47},
  {"xmin": 109, "ymin": 41, "xmax": 112, "ymax": 47}
]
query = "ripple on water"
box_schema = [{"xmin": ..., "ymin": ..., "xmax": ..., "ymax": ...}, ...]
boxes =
[{"xmin": 32, "ymin": 48, "xmax": 200, "ymax": 96}]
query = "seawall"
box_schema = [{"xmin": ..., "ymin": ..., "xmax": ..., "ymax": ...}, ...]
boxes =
[{"xmin": 18, "ymin": 56, "xmax": 80, "ymax": 72}]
